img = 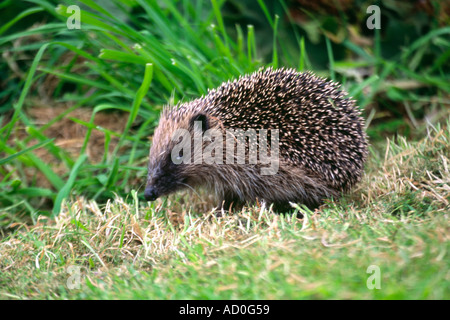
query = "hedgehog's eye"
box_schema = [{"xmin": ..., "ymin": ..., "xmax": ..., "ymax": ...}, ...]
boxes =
[{"xmin": 191, "ymin": 113, "xmax": 209, "ymax": 132}]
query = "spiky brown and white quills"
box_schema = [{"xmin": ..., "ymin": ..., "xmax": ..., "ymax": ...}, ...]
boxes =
[{"xmin": 145, "ymin": 67, "xmax": 368, "ymax": 212}]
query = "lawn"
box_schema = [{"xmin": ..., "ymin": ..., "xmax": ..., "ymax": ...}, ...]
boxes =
[{"xmin": 0, "ymin": 0, "xmax": 449, "ymax": 300}]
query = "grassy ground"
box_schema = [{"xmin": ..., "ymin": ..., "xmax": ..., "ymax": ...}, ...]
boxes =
[
  {"xmin": 0, "ymin": 0, "xmax": 449, "ymax": 299},
  {"xmin": 1, "ymin": 121, "xmax": 448, "ymax": 299}
]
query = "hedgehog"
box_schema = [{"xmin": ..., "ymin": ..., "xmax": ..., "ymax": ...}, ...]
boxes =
[{"xmin": 144, "ymin": 67, "xmax": 368, "ymax": 212}]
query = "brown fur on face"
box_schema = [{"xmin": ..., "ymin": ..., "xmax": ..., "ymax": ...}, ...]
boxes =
[{"xmin": 145, "ymin": 68, "xmax": 368, "ymax": 211}]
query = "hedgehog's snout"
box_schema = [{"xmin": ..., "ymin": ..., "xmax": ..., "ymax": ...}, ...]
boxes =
[
  {"xmin": 144, "ymin": 186, "xmax": 159, "ymax": 201},
  {"xmin": 144, "ymin": 165, "xmax": 162, "ymax": 201},
  {"xmin": 145, "ymin": 161, "xmax": 184, "ymax": 201}
]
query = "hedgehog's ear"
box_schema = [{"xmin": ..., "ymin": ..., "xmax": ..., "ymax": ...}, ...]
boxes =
[{"xmin": 191, "ymin": 113, "xmax": 209, "ymax": 132}]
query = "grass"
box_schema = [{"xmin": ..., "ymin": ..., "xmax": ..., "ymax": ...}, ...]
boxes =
[
  {"xmin": 0, "ymin": 0, "xmax": 449, "ymax": 299},
  {"xmin": 1, "ymin": 120, "xmax": 448, "ymax": 299}
]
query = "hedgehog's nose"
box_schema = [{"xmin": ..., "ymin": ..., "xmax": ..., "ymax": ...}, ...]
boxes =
[{"xmin": 144, "ymin": 187, "xmax": 158, "ymax": 201}]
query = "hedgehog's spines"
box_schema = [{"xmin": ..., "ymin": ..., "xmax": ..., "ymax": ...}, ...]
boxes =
[{"xmin": 147, "ymin": 68, "xmax": 368, "ymax": 209}]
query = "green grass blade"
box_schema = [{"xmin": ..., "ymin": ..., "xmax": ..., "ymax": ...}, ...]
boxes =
[
  {"xmin": 38, "ymin": 67, "xmax": 113, "ymax": 91},
  {"xmin": 0, "ymin": 138, "xmax": 54, "ymax": 165},
  {"xmin": 53, "ymin": 154, "xmax": 88, "ymax": 216},
  {"xmin": 2, "ymin": 43, "xmax": 50, "ymax": 140},
  {"xmin": 211, "ymin": 0, "xmax": 229, "ymax": 51},
  {"xmin": 247, "ymin": 25, "xmax": 256, "ymax": 65},
  {"xmin": 0, "ymin": 7, "xmax": 44, "ymax": 36},
  {"xmin": 272, "ymin": 15, "xmax": 279, "ymax": 68},
  {"xmin": 13, "ymin": 187, "xmax": 55, "ymax": 198},
  {"xmin": 325, "ymin": 37, "xmax": 335, "ymax": 80},
  {"xmin": 112, "ymin": 63, "xmax": 153, "ymax": 159},
  {"xmin": 257, "ymin": 0, "xmax": 274, "ymax": 28},
  {"xmin": 99, "ymin": 49, "xmax": 149, "ymax": 65},
  {"xmin": 25, "ymin": 151, "xmax": 65, "ymax": 190}
]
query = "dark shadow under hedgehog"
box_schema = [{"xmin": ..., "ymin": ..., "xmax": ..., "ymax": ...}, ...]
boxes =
[{"xmin": 144, "ymin": 68, "xmax": 368, "ymax": 212}]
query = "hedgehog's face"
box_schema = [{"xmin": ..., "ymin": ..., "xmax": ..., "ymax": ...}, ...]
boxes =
[
  {"xmin": 145, "ymin": 146, "xmax": 184, "ymax": 201},
  {"xmin": 144, "ymin": 106, "xmax": 211, "ymax": 201}
]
